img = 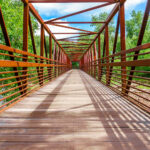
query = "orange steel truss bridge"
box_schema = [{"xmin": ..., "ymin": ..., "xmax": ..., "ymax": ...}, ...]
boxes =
[{"xmin": 0, "ymin": 0, "xmax": 150, "ymax": 149}]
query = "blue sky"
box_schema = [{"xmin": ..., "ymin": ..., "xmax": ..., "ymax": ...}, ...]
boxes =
[{"xmin": 33, "ymin": 0, "xmax": 147, "ymax": 39}]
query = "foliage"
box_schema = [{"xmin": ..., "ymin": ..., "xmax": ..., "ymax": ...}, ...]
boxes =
[
  {"xmin": 0, "ymin": 0, "xmax": 38, "ymax": 50},
  {"xmin": 84, "ymin": 10, "xmax": 150, "ymax": 78},
  {"xmin": 0, "ymin": 0, "xmax": 38, "ymax": 102}
]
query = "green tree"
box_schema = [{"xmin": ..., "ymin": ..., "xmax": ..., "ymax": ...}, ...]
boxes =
[
  {"xmin": 91, "ymin": 12, "xmax": 115, "ymax": 55},
  {"xmin": 0, "ymin": 0, "xmax": 39, "ymax": 101},
  {"xmin": 0, "ymin": 0, "xmax": 38, "ymax": 50}
]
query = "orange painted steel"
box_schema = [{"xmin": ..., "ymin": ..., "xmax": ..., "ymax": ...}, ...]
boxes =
[
  {"xmin": 80, "ymin": 0, "xmax": 150, "ymax": 114},
  {"xmin": 0, "ymin": 0, "xmax": 150, "ymax": 115},
  {"xmin": 0, "ymin": 0, "xmax": 71, "ymax": 112}
]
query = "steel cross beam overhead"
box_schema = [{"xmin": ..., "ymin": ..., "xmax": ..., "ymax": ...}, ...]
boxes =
[
  {"xmin": 29, "ymin": 0, "xmax": 119, "ymax": 3},
  {"xmin": 45, "ymin": 3, "xmax": 114, "ymax": 23},
  {"xmin": 0, "ymin": 1, "xmax": 150, "ymax": 141},
  {"xmin": 50, "ymin": 22, "xmax": 106, "ymax": 24},
  {"xmin": 39, "ymin": 0, "xmax": 116, "ymax": 61}
]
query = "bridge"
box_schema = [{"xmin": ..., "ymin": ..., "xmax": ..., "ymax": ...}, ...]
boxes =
[{"xmin": 0, "ymin": 0, "xmax": 150, "ymax": 149}]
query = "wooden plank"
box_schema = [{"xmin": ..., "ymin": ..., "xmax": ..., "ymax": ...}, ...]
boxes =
[{"xmin": 0, "ymin": 70, "xmax": 149, "ymax": 149}]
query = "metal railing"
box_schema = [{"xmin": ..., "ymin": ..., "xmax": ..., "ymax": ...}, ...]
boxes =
[
  {"xmin": 0, "ymin": 0, "xmax": 71, "ymax": 112},
  {"xmin": 80, "ymin": 0, "xmax": 150, "ymax": 113}
]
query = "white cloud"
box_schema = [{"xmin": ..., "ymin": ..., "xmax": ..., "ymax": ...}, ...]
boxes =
[
  {"xmin": 125, "ymin": 0, "xmax": 146, "ymax": 10},
  {"xmin": 34, "ymin": 0, "xmax": 146, "ymax": 39},
  {"xmin": 33, "ymin": 0, "xmax": 147, "ymax": 19},
  {"xmin": 33, "ymin": 3, "xmax": 100, "ymax": 17},
  {"xmin": 35, "ymin": 20, "xmax": 78, "ymax": 39},
  {"xmin": 33, "ymin": 0, "xmax": 146, "ymax": 18}
]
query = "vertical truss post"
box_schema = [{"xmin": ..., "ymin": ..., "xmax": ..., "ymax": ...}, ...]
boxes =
[
  {"xmin": 65, "ymin": 55, "xmax": 67, "ymax": 72},
  {"xmin": 22, "ymin": 0, "xmax": 29, "ymax": 93},
  {"xmin": 61, "ymin": 50, "xmax": 63, "ymax": 75},
  {"xmin": 100, "ymin": 35, "xmax": 106, "ymax": 81},
  {"xmin": 40, "ymin": 24, "xmax": 44, "ymax": 86},
  {"xmin": 67, "ymin": 57, "xmax": 70, "ymax": 70},
  {"xmin": 80, "ymin": 57, "xmax": 84, "ymax": 70},
  {"xmin": 88, "ymin": 51, "xmax": 91, "ymax": 75},
  {"xmin": 86, "ymin": 53, "xmax": 88, "ymax": 73},
  {"xmin": 54, "ymin": 43, "xmax": 57, "ymax": 77},
  {"xmin": 49, "ymin": 34, "xmax": 52, "ymax": 80},
  {"xmin": 84, "ymin": 54, "xmax": 86, "ymax": 72},
  {"xmin": 108, "ymin": 14, "xmax": 120, "ymax": 85},
  {"xmin": 105, "ymin": 26, "xmax": 109, "ymax": 85},
  {"xmin": 98, "ymin": 35, "xmax": 101, "ymax": 81},
  {"xmin": 93, "ymin": 42, "xmax": 97, "ymax": 79},
  {"xmin": 60, "ymin": 50, "xmax": 62, "ymax": 75},
  {"xmin": 90, "ymin": 48, "xmax": 92, "ymax": 76},
  {"xmin": 120, "ymin": 1, "xmax": 126, "ymax": 93},
  {"xmin": 57, "ymin": 46, "xmax": 60, "ymax": 76},
  {"xmin": 29, "ymin": 15, "xmax": 41, "ymax": 84},
  {"xmin": 91, "ymin": 47, "xmax": 94, "ymax": 77},
  {"xmin": 87, "ymin": 51, "xmax": 89, "ymax": 74},
  {"xmin": 89, "ymin": 50, "xmax": 91, "ymax": 74},
  {"xmin": 53, "ymin": 43, "xmax": 55, "ymax": 77},
  {"xmin": 44, "ymin": 34, "xmax": 51, "ymax": 80}
]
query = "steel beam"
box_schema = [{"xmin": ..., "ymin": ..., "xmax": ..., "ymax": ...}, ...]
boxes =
[
  {"xmin": 29, "ymin": 0, "xmax": 118, "ymax": 3},
  {"xmin": 50, "ymin": 22, "xmax": 105, "ymax": 24},
  {"xmin": 45, "ymin": 3, "xmax": 113, "ymax": 23},
  {"xmin": 22, "ymin": 1, "xmax": 29, "ymax": 94},
  {"xmin": 119, "ymin": 2, "xmax": 127, "ymax": 94},
  {"xmin": 49, "ymin": 23, "xmax": 95, "ymax": 33}
]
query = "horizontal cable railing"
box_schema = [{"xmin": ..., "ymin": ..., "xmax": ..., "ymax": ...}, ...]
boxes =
[
  {"xmin": 80, "ymin": 0, "xmax": 150, "ymax": 113},
  {"xmin": 0, "ymin": 0, "xmax": 71, "ymax": 112},
  {"xmin": 82, "ymin": 44, "xmax": 150, "ymax": 112},
  {"xmin": 0, "ymin": 45, "xmax": 70, "ymax": 111}
]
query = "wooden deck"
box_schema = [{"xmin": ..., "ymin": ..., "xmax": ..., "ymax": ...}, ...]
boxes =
[{"xmin": 0, "ymin": 69, "xmax": 150, "ymax": 150}]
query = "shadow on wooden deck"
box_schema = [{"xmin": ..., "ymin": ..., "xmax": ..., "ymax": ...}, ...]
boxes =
[{"xmin": 0, "ymin": 69, "xmax": 149, "ymax": 150}]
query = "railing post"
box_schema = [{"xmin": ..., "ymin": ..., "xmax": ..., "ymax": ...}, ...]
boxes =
[
  {"xmin": 120, "ymin": 1, "xmax": 127, "ymax": 94},
  {"xmin": 105, "ymin": 26, "xmax": 109, "ymax": 85},
  {"xmin": 53, "ymin": 42, "xmax": 57, "ymax": 77},
  {"xmin": 59, "ymin": 48, "xmax": 62, "ymax": 75},
  {"xmin": 49, "ymin": 34, "xmax": 52, "ymax": 80},
  {"xmin": 67, "ymin": 57, "xmax": 70, "ymax": 70},
  {"xmin": 91, "ymin": 47, "xmax": 94, "ymax": 77},
  {"xmin": 108, "ymin": 14, "xmax": 120, "ymax": 85},
  {"xmin": 94, "ymin": 42, "xmax": 97, "ymax": 79},
  {"xmin": 40, "ymin": 24, "xmax": 44, "ymax": 86},
  {"xmin": 57, "ymin": 46, "xmax": 60, "ymax": 76},
  {"xmin": 98, "ymin": 35, "xmax": 101, "ymax": 81},
  {"xmin": 90, "ymin": 48, "xmax": 92, "ymax": 76},
  {"xmin": 22, "ymin": 0, "xmax": 29, "ymax": 93},
  {"xmin": 87, "ymin": 51, "xmax": 90, "ymax": 74}
]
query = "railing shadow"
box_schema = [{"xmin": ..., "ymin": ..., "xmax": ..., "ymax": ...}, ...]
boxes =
[
  {"xmin": 29, "ymin": 70, "xmax": 72, "ymax": 118},
  {"xmin": 79, "ymin": 70, "xmax": 150, "ymax": 150},
  {"xmin": 0, "ymin": 69, "xmax": 150, "ymax": 150}
]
